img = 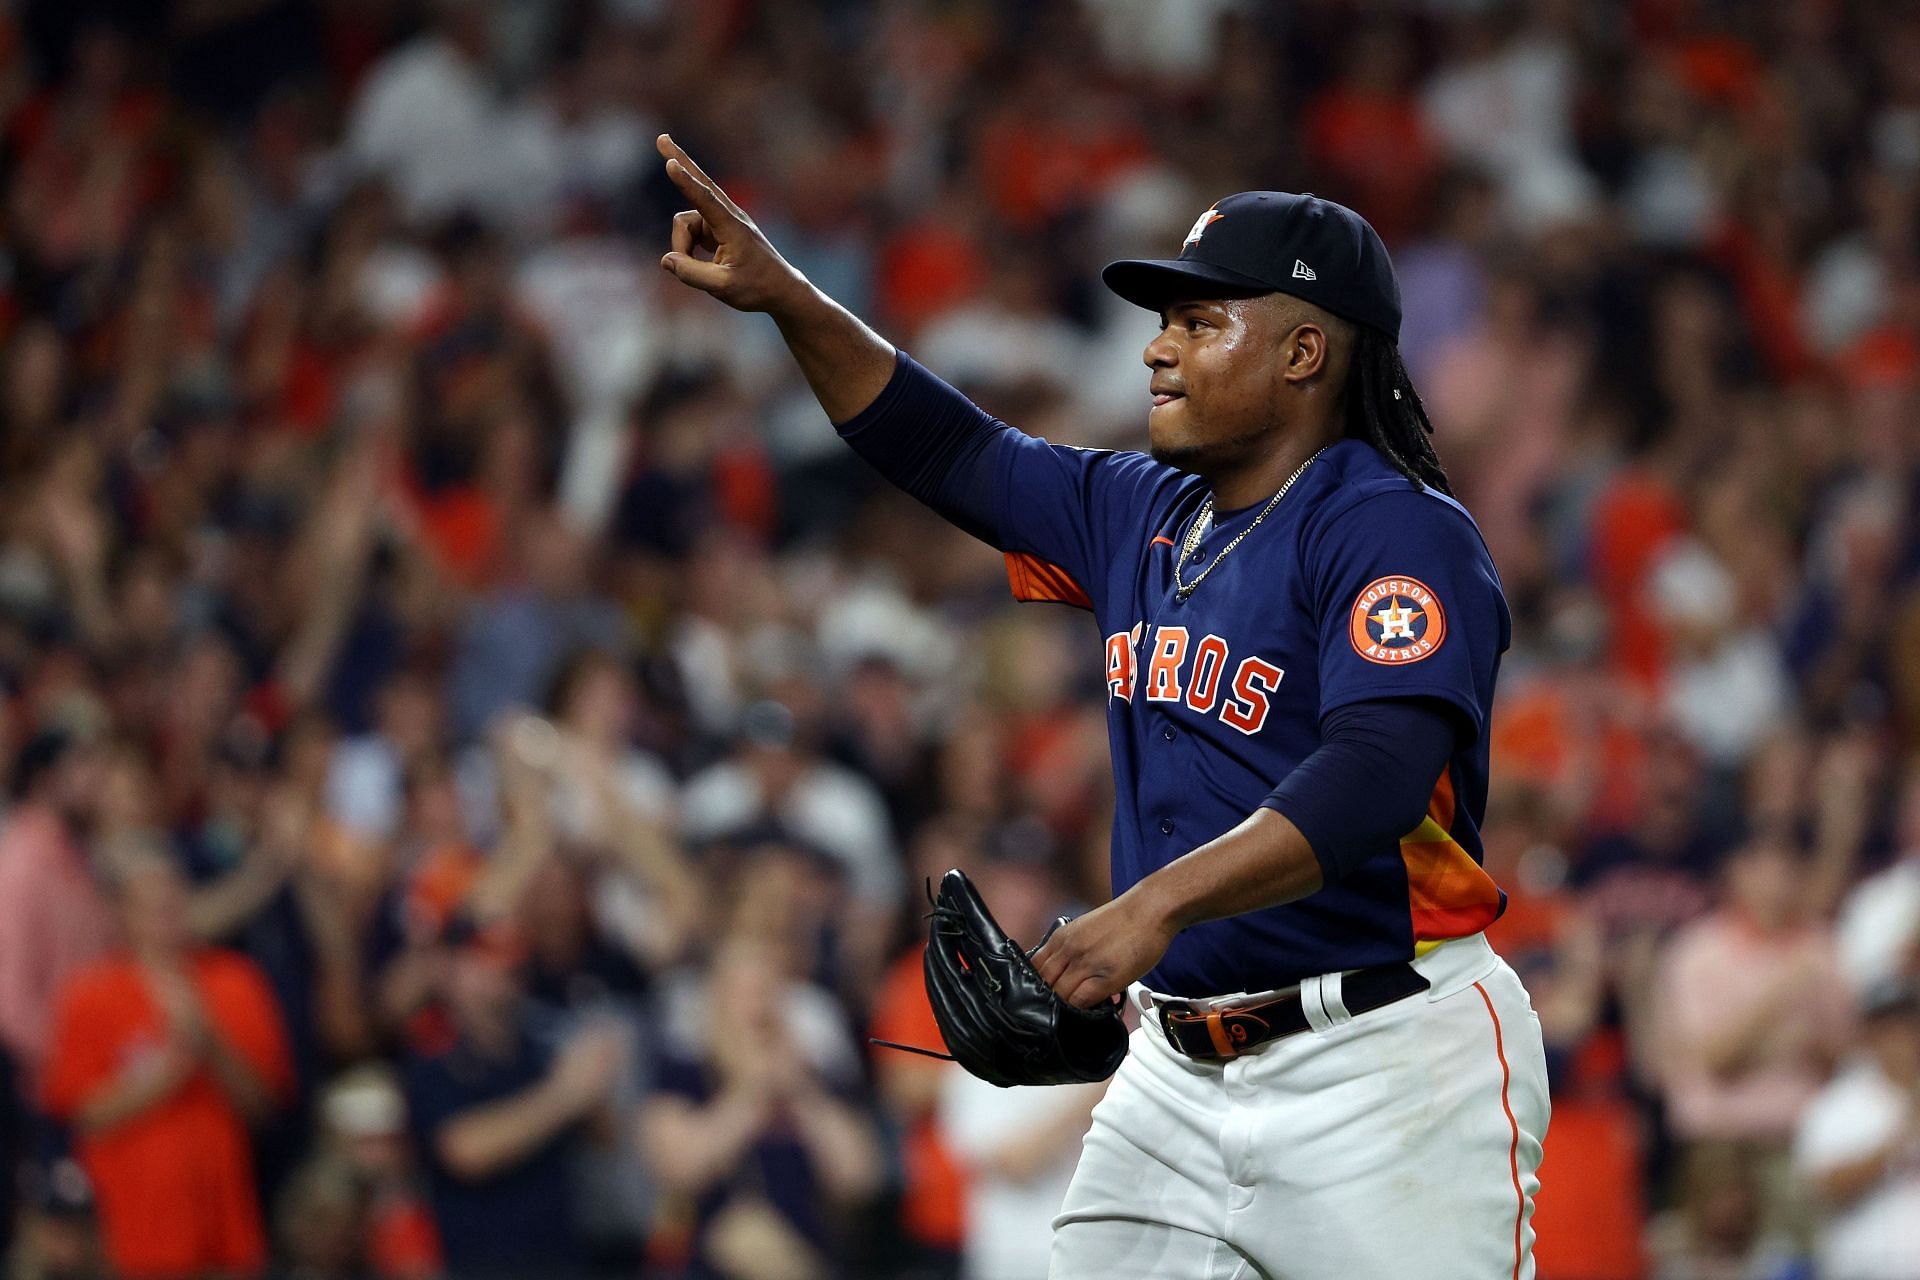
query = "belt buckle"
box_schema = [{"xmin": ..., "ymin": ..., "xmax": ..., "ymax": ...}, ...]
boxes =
[
  {"xmin": 1157, "ymin": 1004, "xmax": 1241, "ymax": 1061},
  {"xmin": 1203, "ymin": 1009, "xmax": 1239, "ymax": 1059}
]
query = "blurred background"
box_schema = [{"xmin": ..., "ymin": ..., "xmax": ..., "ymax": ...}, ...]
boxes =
[{"xmin": 0, "ymin": 0, "xmax": 1916, "ymax": 1278}]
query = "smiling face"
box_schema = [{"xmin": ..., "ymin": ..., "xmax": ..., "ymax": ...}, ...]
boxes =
[{"xmin": 1143, "ymin": 293, "xmax": 1352, "ymax": 477}]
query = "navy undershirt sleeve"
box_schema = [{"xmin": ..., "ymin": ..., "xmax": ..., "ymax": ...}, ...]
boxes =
[
  {"xmin": 831, "ymin": 349, "xmax": 1013, "ymax": 545},
  {"xmin": 1260, "ymin": 697, "xmax": 1460, "ymax": 885}
]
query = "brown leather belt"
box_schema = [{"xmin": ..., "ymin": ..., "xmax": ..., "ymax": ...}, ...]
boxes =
[{"xmin": 1156, "ymin": 962, "xmax": 1430, "ymax": 1061}]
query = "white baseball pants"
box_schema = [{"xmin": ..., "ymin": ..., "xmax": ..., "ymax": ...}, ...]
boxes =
[{"xmin": 1049, "ymin": 933, "xmax": 1549, "ymax": 1279}]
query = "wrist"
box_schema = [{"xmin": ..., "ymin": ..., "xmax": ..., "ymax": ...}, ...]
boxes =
[
  {"xmin": 764, "ymin": 276, "xmax": 825, "ymax": 326},
  {"xmin": 1129, "ymin": 874, "xmax": 1191, "ymax": 936}
]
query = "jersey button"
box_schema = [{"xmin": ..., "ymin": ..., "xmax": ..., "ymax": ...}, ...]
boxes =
[
  {"xmin": 1160, "ymin": 819, "xmax": 1174, "ymax": 835},
  {"xmin": 1162, "ymin": 726, "xmax": 1176, "ymax": 742}
]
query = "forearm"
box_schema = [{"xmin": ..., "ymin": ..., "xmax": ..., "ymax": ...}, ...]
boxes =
[
  {"xmin": 1143, "ymin": 700, "xmax": 1458, "ymax": 927},
  {"xmin": 202, "ymin": 1035, "xmax": 276, "ymax": 1123},
  {"xmin": 468, "ymin": 808, "xmax": 553, "ymax": 923},
  {"xmin": 768, "ymin": 284, "xmax": 897, "ymax": 425},
  {"xmin": 187, "ymin": 858, "xmax": 291, "ymax": 941},
  {"xmin": 606, "ymin": 815, "xmax": 702, "ymax": 963},
  {"xmin": 437, "ymin": 1078, "xmax": 585, "ymax": 1181},
  {"xmin": 1037, "ymin": 699, "xmax": 1463, "ymax": 1007},
  {"xmin": 787, "ymin": 1089, "xmax": 883, "ymax": 1201},
  {"xmin": 642, "ymin": 1090, "xmax": 772, "ymax": 1193},
  {"xmin": 75, "ymin": 1053, "xmax": 192, "ymax": 1134},
  {"xmin": 1136, "ymin": 808, "xmax": 1324, "ymax": 931},
  {"xmin": 296, "ymin": 877, "xmax": 375, "ymax": 1059},
  {"xmin": 1815, "ymin": 1127, "xmax": 1917, "ymax": 1205}
]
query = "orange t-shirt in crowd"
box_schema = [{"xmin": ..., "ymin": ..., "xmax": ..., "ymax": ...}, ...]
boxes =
[
  {"xmin": 42, "ymin": 949, "xmax": 295, "ymax": 1280},
  {"xmin": 870, "ymin": 948, "xmax": 968, "ymax": 1253}
]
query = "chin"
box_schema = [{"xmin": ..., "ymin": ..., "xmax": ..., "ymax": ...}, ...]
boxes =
[
  {"xmin": 1149, "ymin": 439, "xmax": 1214, "ymax": 473},
  {"xmin": 1147, "ymin": 405, "xmax": 1208, "ymax": 473}
]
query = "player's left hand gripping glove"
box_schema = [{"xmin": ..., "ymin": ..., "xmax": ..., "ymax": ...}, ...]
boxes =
[{"xmin": 922, "ymin": 868, "xmax": 1129, "ymax": 1088}]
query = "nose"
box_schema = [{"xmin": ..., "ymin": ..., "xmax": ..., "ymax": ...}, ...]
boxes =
[{"xmin": 1143, "ymin": 328, "xmax": 1178, "ymax": 369}]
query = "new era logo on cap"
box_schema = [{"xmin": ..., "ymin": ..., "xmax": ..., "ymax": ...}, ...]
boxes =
[{"xmin": 1292, "ymin": 259, "xmax": 1316, "ymax": 281}]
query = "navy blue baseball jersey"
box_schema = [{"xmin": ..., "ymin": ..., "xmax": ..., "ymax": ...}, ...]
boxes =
[{"xmin": 840, "ymin": 354, "xmax": 1512, "ymax": 997}]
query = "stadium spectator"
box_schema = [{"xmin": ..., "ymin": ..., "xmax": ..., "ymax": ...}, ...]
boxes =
[
  {"xmin": 640, "ymin": 937, "xmax": 882, "ymax": 1279},
  {"xmin": 42, "ymin": 846, "xmax": 294, "ymax": 1279},
  {"xmin": 1656, "ymin": 837, "xmax": 1855, "ymax": 1233},
  {"xmin": 1837, "ymin": 764, "xmax": 1920, "ymax": 995},
  {"xmin": 309, "ymin": 1063, "xmax": 442, "ymax": 1280},
  {"xmin": 1793, "ymin": 978, "xmax": 1920, "ymax": 1280},
  {"xmin": 0, "ymin": 731, "xmax": 115, "ymax": 1083},
  {"xmin": 402, "ymin": 927, "xmax": 626, "ymax": 1279}
]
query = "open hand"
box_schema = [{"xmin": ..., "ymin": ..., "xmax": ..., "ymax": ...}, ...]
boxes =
[
  {"xmin": 1031, "ymin": 889, "xmax": 1178, "ymax": 1010},
  {"xmin": 656, "ymin": 134, "xmax": 808, "ymax": 313}
]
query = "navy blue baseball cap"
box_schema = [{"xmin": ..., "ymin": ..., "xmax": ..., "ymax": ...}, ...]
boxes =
[{"xmin": 1103, "ymin": 191, "xmax": 1402, "ymax": 340}]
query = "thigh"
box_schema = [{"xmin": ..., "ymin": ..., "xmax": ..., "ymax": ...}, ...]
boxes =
[
  {"xmin": 1050, "ymin": 1025, "xmax": 1237, "ymax": 1278},
  {"xmin": 1051, "ymin": 1218, "xmax": 1260, "ymax": 1280},
  {"xmin": 1231, "ymin": 961, "xmax": 1550, "ymax": 1280}
]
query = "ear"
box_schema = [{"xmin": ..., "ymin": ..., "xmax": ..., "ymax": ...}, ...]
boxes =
[{"xmin": 1282, "ymin": 322, "xmax": 1330, "ymax": 384}]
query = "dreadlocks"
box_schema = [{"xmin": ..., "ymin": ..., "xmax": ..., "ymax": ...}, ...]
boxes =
[{"xmin": 1342, "ymin": 327, "xmax": 1451, "ymax": 496}]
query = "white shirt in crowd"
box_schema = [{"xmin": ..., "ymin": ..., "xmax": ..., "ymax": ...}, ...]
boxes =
[
  {"xmin": 1794, "ymin": 1058, "xmax": 1920, "ymax": 1280},
  {"xmin": 1837, "ymin": 860, "xmax": 1920, "ymax": 995},
  {"xmin": 940, "ymin": 1072, "xmax": 1103, "ymax": 1280}
]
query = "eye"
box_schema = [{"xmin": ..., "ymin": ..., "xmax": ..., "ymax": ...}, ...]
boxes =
[{"xmin": 1184, "ymin": 316, "xmax": 1210, "ymax": 334}]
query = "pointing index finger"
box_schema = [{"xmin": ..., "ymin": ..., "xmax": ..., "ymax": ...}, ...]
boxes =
[{"xmin": 657, "ymin": 134, "xmax": 744, "ymax": 223}]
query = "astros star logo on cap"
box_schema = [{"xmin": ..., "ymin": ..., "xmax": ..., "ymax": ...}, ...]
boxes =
[{"xmin": 1183, "ymin": 207, "xmax": 1223, "ymax": 251}]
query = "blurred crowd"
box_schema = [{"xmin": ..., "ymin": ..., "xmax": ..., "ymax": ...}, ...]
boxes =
[{"xmin": 0, "ymin": 0, "xmax": 1918, "ymax": 1278}]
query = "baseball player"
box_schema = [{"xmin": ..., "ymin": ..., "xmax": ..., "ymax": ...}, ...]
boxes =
[{"xmin": 654, "ymin": 133, "xmax": 1548, "ymax": 1278}]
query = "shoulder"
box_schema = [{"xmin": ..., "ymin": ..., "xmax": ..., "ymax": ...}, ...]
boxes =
[
  {"xmin": 1022, "ymin": 441, "xmax": 1197, "ymax": 505},
  {"xmin": 1303, "ymin": 442, "xmax": 1489, "ymax": 549}
]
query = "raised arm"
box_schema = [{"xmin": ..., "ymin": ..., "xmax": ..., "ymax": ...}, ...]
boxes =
[{"xmin": 656, "ymin": 135, "xmax": 893, "ymax": 422}]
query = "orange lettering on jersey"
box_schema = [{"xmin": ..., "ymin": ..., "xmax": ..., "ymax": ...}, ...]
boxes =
[
  {"xmin": 1145, "ymin": 627, "xmax": 1190, "ymax": 702},
  {"xmin": 1220, "ymin": 657, "xmax": 1284, "ymax": 735},
  {"xmin": 1105, "ymin": 629, "xmax": 1139, "ymax": 702},
  {"xmin": 1184, "ymin": 635, "xmax": 1230, "ymax": 714}
]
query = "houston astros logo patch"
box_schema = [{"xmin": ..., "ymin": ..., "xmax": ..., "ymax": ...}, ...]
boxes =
[{"xmin": 1349, "ymin": 576, "xmax": 1447, "ymax": 665}]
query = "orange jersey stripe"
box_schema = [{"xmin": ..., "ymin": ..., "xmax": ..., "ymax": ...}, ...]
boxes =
[
  {"xmin": 1400, "ymin": 772, "xmax": 1503, "ymax": 942},
  {"xmin": 1004, "ymin": 552, "xmax": 1092, "ymax": 609}
]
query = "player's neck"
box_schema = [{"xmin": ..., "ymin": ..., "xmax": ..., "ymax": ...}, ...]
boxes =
[{"xmin": 1206, "ymin": 425, "xmax": 1341, "ymax": 512}]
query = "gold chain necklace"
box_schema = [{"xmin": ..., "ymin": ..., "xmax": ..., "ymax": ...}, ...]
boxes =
[{"xmin": 1173, "ymin": 447, "xmax": 1327, "ymax": 600}]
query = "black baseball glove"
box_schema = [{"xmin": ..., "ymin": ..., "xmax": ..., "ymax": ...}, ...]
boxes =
[{"xmin": 919, "ymin": 868, "xmax": 1129, "ymax": 1088}]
